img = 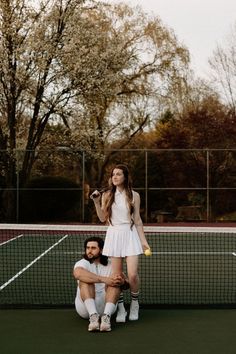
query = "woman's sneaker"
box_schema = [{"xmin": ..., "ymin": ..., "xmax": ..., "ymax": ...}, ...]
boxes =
[
  {"xmin": 116, "ymin": 309, "xmax": 127, "ymax": 323},
  {"xmin": 100, "ymin": 314, "xmax": 111, "ymax": 332},
  {"xmin": 88, "ymin": 313, "xmax": 100, "ymax": 331},
  {"xmin": 129, "ymin": 301, "xmax": 139, "ymax": 321}
]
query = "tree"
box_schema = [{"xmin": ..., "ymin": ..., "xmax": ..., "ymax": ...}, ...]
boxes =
[
  {"xmin": 134, "ymin": 94, "xmax": 236, "ymax": 219},
  {"xmin": 0, "ymin": 0, "xmax": 87, "ymax": 220},
  {"xmin": 209, "ymin": 22, "xmax": 236, "ymax": 113},
  {"xmin": 0, "ymin": 0, "xmax": 190, "ymax": 221},
  {"xmin": 64, "ymin": 2, "xmax": 190, "ymax": 185}
]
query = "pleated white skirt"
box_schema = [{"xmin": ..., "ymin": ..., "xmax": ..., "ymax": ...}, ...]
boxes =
[{"xmin": 102, "ymin": 224, "xmax": 143, "ymax": 257}]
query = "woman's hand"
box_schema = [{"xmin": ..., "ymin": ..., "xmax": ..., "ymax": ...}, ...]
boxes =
[
  {"xmin": 142, "ymin": 241, "xmax": 150, "ymax": 252},
  {"xmin": 90, "ymin": 190, "xmax": 101, "ymax": 203}
]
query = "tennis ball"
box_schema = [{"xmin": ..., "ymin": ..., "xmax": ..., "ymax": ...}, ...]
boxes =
[{"xmin": 144, "ymin": 248, "xmax": 152, "ymax": 256}]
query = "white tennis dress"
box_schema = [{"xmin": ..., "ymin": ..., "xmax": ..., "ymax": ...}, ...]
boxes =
[{"xmin": 102, "ymin": 190, "xmax": 143, "ymax": 257}]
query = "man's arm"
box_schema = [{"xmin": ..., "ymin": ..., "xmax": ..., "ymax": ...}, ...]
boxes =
[{"xmin": 73, "ymin": 266, "xmax": 124, "ymax": 287}]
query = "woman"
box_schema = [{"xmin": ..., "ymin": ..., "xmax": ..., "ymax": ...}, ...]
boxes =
[{"xmin": 91, "ymin": 164, "xmax": 150, "ymax": 321}]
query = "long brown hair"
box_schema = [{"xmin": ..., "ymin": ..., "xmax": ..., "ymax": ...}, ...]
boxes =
[{"xmin": 103, "ymin": 164, "xmax": 134, "ymax": 224}]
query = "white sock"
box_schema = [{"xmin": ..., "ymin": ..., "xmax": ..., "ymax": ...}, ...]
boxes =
[
  {"xmin": 84, "ymin": 298, "xmax": 97, "ymax": 316},
  {"xmin": 118, "ymin": 302, "xmax": 126, "ymax": 312},
  {"xmin": 104, "ymin": 302, "xmax": 116, "ymax": 316},
  {"xmin": 131, "ymin": 291, "xmax": 139, "ymax": 304},
  {"xmin": 117, "ymin": 293, "xmax": 126, "ymax": 312}
]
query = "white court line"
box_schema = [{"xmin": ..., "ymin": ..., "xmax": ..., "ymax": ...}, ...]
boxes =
[
  {"xmin": 152, "ymin": 251, "xmax": 236, "ymax": 256},
  {"xmin": 56, "ymin": 251, "xmax": 236, "ymax": 256},
  {"xmin": 0, "ymin": 234, "xmax": 68, "ymax": 291},
  {"xmin": 0, "ymin": 234, "xmax": 24, "ymax": 246}
]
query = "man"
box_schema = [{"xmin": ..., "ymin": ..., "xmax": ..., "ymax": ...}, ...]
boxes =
[{"xmin": 73, "ymin": 236, "xmax": 128, "ymax": 332}]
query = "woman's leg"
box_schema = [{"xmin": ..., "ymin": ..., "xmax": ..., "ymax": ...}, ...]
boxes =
[
  {"xmin": 111, "ymin": 257, "xmax": 127, "ymax": 322},
  {"xmin": 126, "ymin": 255, "xmax": 139, "ymax": 292},
  {"xmin": 126, "ymin": 255, "xmax": 140, "ymax": 320},
  {"xmin": 111, "ymin": 256, "xmax": 123, "ymax": 275}
]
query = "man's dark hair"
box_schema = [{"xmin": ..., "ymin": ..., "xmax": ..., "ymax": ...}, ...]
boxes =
[{"xmin": 83, "ymin": 236, "xmax": 108, "ymax": 265}]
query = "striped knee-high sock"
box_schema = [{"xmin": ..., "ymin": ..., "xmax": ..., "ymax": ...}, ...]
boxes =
[
  {"xmin": 131, "ymin": 291, "xmax": 139, "ymax": 303},
  {"xmin": 118, "ymin": 293, "xmax": 126, "ymax": 312}
]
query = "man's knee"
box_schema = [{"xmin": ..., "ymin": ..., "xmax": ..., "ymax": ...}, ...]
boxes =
[
  {"xmin": 79, "ymin": 281, "xmax": 94, "ymax": 289},
  {"xmin": 79, "ymin": 282, "xmax": 95, "ymax": 299}
]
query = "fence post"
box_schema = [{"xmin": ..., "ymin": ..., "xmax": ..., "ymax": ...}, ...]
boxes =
[
  {"xmin": 206, "ymin": 149, "xmax": 210, "ymax": 222},
  {"xmin": 145, "ymin": 150, "xmax": 148, "ymax": 223},
  {"xmin": 82, "ymin": 151, "xmax": 85, "ymax": 222},
  {"xmin": 16, "ymin": 150, "xmax": 20, "ymax": 223}
]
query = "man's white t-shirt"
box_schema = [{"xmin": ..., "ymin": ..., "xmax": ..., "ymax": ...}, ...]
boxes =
[{"xmin": 74, "ymin": 258, "xmax": 112, "ymax": 293}]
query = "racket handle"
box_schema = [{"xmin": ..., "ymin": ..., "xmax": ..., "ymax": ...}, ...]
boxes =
[{"xmin": 90, "ymin": 190, "xmax": 101, "ymax": 200}]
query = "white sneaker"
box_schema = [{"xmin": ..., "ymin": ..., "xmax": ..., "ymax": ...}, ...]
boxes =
[
  {"xmin": 100, "ymin": 314, "xmax": 111, "ymax": 332},
  {"xmin": 88, "ymin": 313, "xmax": 100, "ymax": 332},
  {"xmin": 129, "ymin": 301, "xmax": 139, "ymax": 321},
  {"xmin": 116, "ymin": 310, "xmax": 127, "ymax": 323}
]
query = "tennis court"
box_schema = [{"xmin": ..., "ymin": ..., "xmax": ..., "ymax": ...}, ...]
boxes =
[
  {"xmin": 1, "ymin": 224, "xmax": 236, "ymax": 353},
  {"xmin": 1, "ymin": 308, "xmax": 236, "ymax": 354}
]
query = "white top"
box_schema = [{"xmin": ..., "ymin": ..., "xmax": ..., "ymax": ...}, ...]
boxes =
[
  {"xmin": 74, "ymin": 258, "xmax": 112, "ymax": 293},
  {"xmin": 110, "ymin": 190, "xmax": 132, "ymax": 225}
]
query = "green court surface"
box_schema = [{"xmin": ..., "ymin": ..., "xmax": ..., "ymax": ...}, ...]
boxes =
[{"xmin": 1, "ymin": 308, "xmax": 236, "ymax": 354}]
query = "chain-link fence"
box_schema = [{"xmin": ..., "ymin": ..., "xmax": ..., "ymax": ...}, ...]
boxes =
[{"xmin": 1, "ymin": 148, "xmax": 236, "ymax": 223}]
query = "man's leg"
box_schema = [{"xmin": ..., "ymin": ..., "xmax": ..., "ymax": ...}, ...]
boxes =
[
  {"xmin": 79, "ymin": 281, "xmax": 100, "ymax": 331},
  {"xmin": 100, "ymin": 285, "xmax": 121, "ymax": 332}
]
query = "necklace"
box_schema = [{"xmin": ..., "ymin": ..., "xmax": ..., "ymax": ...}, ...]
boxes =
[{"xmin": 95, "ymin": 263, "xmax": 99, "ymax": 275}]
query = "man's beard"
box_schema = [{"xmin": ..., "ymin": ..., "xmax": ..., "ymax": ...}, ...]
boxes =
[{"xmin": 85, "ymin": 253, "xmax": 101, "ymax": 263}]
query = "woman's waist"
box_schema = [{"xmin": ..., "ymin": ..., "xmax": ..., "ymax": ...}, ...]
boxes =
[
  {"xmin": 110, "ymin": 216, "xmax": 132, "ymax": 225},
  {"xmin": 108, "ymin": 222, "xmax": 134, "ymax": 229}
]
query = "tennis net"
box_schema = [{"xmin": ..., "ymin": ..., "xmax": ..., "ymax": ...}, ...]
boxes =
[{"xmin": 1, "ymin": 224, "xmax": 236, "ymax": 308}]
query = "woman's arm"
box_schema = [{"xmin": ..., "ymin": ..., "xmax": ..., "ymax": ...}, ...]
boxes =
[
  {"xmin": 133, "ymin": 191, "xmax": 150, "ymax": 251},
  {"xmin": 91, "ymin": 191, "xmax": 107, "ymax": 223}
]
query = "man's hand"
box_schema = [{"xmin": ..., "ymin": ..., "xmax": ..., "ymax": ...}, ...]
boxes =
[
  {"xmin": 103, "ymin": 273, "xmax": 129, "ymax": 289},
  {"xmin": 102, "ymin": 274, "xmax": 126, "ymax": 287},
  {"xmin": 102, "ymin": 274, "xmax": 123, "ymax": 287}
]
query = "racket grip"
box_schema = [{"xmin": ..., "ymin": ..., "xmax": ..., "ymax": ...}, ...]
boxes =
[{"xmin": 90, "ymin": 191, "xmax": 100, "ymax": 200}]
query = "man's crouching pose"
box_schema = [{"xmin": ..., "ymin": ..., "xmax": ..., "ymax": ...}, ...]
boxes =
[{"xmin": 73, "ymin": 236, "xmax": 128, "ymax": 332}]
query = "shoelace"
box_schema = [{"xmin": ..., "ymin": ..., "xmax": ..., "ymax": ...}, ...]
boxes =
[
  {"xmin": 102, "ymin": 315, "xmax": 110, "ymax": 323},
  {"xmin": 90, "ymin": 313, "xmax": 98, "ymax": 322}
]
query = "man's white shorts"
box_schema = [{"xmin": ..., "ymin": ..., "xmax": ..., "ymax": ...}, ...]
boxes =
[{"xmin": 75, "ymin": 290, "xmax": 106, "ymax": 319}]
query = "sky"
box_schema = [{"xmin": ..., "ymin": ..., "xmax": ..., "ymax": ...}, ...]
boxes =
[{"xmin": 108, "ymin": 0, "xmax": 236, "ymax": 77}]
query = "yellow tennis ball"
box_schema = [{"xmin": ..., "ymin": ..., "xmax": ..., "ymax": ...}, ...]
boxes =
[{"xmin": 144, "ymin": 248, "xmax": 152, "ymax": 256}]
